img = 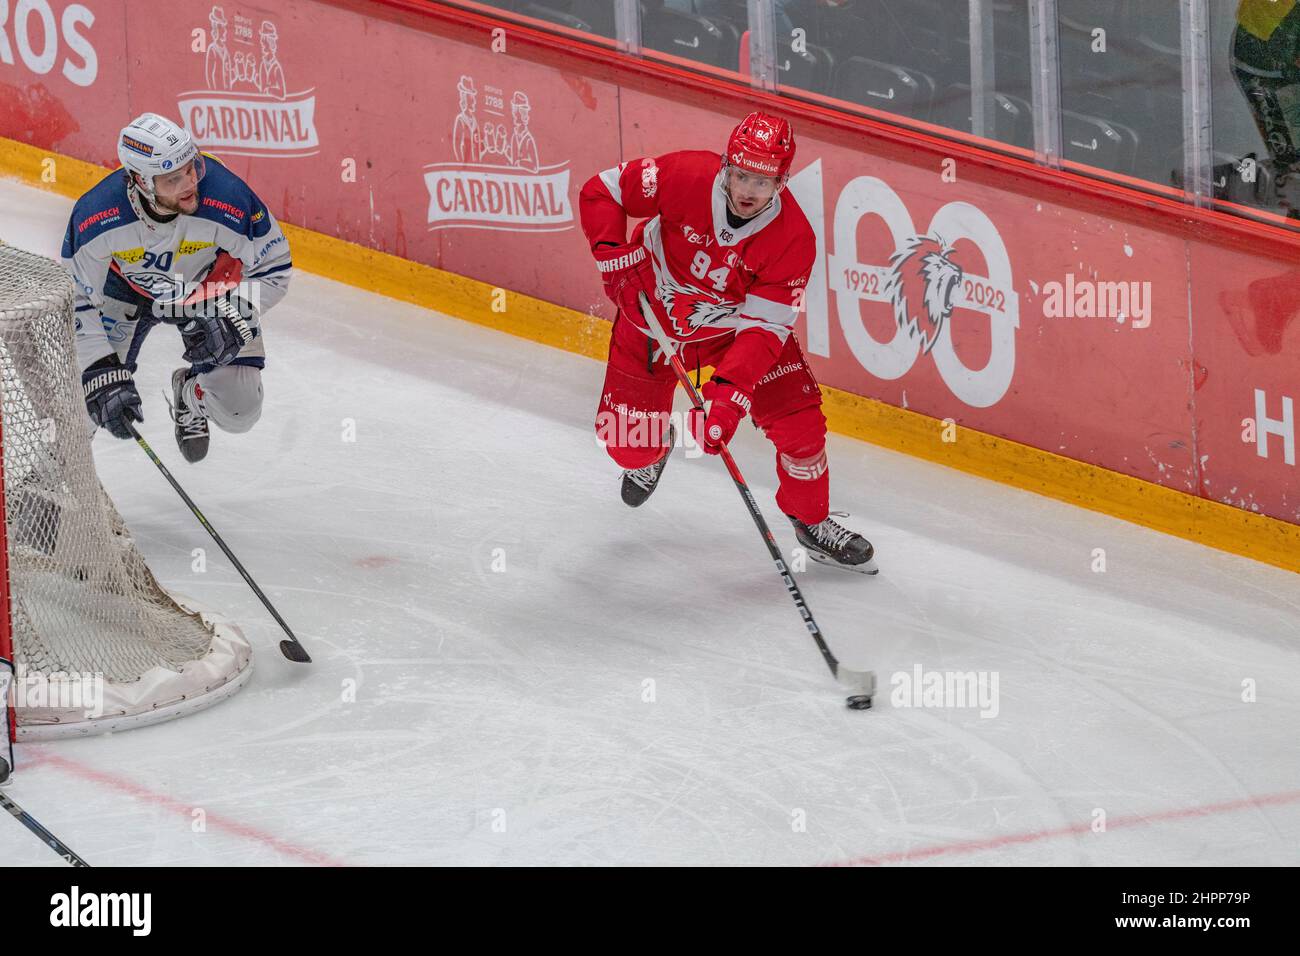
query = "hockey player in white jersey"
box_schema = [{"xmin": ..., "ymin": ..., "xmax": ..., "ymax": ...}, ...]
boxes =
[{"xmin": 61, "ymin": 112, "xmax": 293, "ymax": 462}]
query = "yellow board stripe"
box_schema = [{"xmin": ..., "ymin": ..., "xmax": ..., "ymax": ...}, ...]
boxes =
[
  {"xmin": 5, "ymin": 135, "xmax": 1296, "ymax": 574},
  {"xmin": 819, "ymin": 388, "xmax": 1300, "ymax": 572}
]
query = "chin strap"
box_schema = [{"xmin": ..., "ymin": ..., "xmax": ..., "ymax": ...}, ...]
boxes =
[
  {"xmin": 124, "ymin": 174, "xmax": 152, "ymax": 223},
  {"xmin": 124, "ymin": 174, "xmax": 170, "ymax": 229}
]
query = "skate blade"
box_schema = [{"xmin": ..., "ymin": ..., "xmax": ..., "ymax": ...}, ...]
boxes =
[{"xmin": 809, "ymin": 550, "xmax": 879, "ymax": 575}]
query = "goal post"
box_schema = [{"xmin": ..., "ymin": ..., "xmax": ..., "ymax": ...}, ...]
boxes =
[{"xmin": 0, "ymin": 242, "xmax": 252, "ymax": 743}]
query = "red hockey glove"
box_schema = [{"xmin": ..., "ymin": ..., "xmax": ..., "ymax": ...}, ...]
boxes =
[
  {"xmin": 691, "ymin": 378, "xmax": 753, "ymax": 455},
  {"xmin": 593, "ymin": 241, "xmax": 668, "ymax": 327}
]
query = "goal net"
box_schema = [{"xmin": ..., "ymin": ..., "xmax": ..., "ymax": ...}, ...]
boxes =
[{"xmin": 0, "ymin": 242, "xmax": 251, "ymax": 741}]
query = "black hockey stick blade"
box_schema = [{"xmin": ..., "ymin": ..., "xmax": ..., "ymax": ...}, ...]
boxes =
[{"xmin": 280, "ymin": 639, "xmax": 312, "ymax": 663}]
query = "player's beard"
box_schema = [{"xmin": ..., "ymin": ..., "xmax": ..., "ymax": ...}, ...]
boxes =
[{"xmin": 154, "ymin": 190, "xmax": 200, "ymax": 216}]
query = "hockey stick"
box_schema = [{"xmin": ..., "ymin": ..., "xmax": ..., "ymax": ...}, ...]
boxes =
[
  {"xmin": 125, "ymin": 423, "xmax": 312, "ymax": 664},
  {"xmin": 637, "ymin": 293, "xmax": 875, "ymax": 706},
  {"xmin": 0, "ymin": 787, "xmax": 91, "ymax": 866}
]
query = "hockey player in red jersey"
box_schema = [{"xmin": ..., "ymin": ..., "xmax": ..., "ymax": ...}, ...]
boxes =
[{"xmin": 579, "ymin": 111, "xmax": 876, "ymax": 572}]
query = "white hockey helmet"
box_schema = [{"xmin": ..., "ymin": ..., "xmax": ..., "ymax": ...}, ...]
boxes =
[{"xmin": 117, "ymin": 113, "xmax": 206, "ymax": 198}]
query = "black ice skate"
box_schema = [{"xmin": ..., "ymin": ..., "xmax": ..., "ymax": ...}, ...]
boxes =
[
  {"xmin": 789, "ymin": 512, "xmax": 878, "ymax": 574},
  {"xmin": 620, "ymin": 422, "xmax": 676, "ymax": 507},
  {"xmin": 168, "ymin": 367, "xmax": 210, "ymax": 463}
]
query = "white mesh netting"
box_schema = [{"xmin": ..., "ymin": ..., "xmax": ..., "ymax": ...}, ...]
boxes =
[{"xmin": 0, "ymin": 243, "xmax": 251, "ymax": 740}]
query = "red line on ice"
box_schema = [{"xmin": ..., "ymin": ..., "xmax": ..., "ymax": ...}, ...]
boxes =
[
  {"xmin": 26, "ymin": 751, "xmax": 348, "ymax": 867},
  {"xmin": 828, "ymin": 788, "xmax": 1300, "ymax": 866}
]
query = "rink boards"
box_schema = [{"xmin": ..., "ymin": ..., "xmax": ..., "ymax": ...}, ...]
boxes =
[{"xmin": 1, "ymin": 0, "xmax": 1298, "ymax": 573}]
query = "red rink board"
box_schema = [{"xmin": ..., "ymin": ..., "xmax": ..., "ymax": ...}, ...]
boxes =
[{"xmin": 2, "ymin": 0, "xmax": 1296, "ymax": 528}]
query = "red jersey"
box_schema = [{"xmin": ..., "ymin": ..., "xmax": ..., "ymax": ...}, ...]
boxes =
[{"xmin": 580, "ymin": 150, "xmax": 816, "ymax": 390}]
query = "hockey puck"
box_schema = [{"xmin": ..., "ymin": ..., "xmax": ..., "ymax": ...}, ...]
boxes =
[{"xmin": 845, "ymin": 695, "xmax": 872, "ymax": 710}]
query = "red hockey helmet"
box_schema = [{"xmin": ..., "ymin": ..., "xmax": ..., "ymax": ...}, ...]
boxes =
[{"xmin": 724, "ymin": 111, "xmax": 795, "ymax": 180}]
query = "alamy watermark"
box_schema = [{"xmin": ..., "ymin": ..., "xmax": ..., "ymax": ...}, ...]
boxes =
[
  {"xmin": 1041, "ymin": 274, "xmax": 1152, "ymax": 328},
  {"xmin": 595, "ymin": 404, "xmax": 704, "ymax": 459},
  {"xmin": 6, "ymin": 665, "xmax": 105, "ymax": 720},
  {"xmin": 50, "ymin": 886, "xmax": 151, "ymax": 936},
  {"xmin": 890, "ymin": 664, "xmax": 1000, "ymax": 718}
]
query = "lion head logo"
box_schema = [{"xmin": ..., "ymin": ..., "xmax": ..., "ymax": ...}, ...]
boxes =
[
  {"xmin": 884, "ymin": 235, "xmax": 963, "ymax": 355},
  {"xmin": 647, "ymin": 256, "xmax": 737, "ymax": 337}
]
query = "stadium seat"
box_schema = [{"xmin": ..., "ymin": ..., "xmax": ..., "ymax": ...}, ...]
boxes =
[
  {"xmin": 1167, "ymin": 149, "xmax": 1282, "ymax": 212},
  {"xmin": 641, "ymin": 4, "xmax": 731, "ymax": 70},
  {"xmin": 934, "ymin": 84, "xmax": 1033, "ymax": 149},
  {"xmin": 1131, "ymin": 7, "xmax": 1184, "ymax": 185},
  {"xmin": 665, "ymin": 0, "xmax": 742, "ymax": 68},
  {"xmin": 522, "ymin": 3, "xmax": 594, "ymax": 33},
  {"xmin": 1062, "ymin": 108, "xmax": 1140, "ymax": 176},
  {"xmin": 775, "ymin": 37, "xmax": 833, "ymax": 95},
  {"xmin": 1059, "ymin": 1, "xmax": 1179, "ymax": 183},
  {"xmin": 879, "ymin": 0, "xmax": 961, "ymax": 82},
  {"xmin": 946, "ymin": 0, "xmax": 1032, "ymax": 100},
  {"xmin": 835, "ymin": 56, "xmax": 937, "ymax": 123},
  {"xmin": 807, "ymin": 1, "xmax": 881, "ymax": 58},
  {"xmin": 570, "ymin": 0, "xmax": 616, "ymax": 37}
]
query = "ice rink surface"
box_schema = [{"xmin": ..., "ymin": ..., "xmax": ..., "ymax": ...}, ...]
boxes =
[{"xmin": 1, "ymin": 177, "xmax": 1298, "ymax": 866}]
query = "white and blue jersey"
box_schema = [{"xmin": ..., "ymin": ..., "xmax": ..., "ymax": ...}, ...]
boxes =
[{"xmin": 61, "ymin": 158, "xmax": 292, "ymax": 374}]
